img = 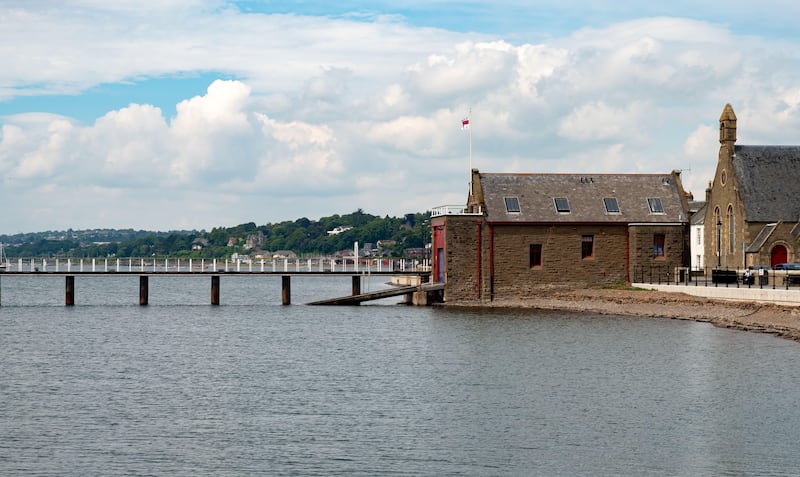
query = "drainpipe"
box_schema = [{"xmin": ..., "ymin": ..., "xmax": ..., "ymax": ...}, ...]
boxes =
[
  {"xmin": 489, "ymin": 223, "xmax": 495, "ymax": 301},
  {"xmin": 477, "ymin": 221, "xmax": 482, "ymax": 299},
  {"xmin": 626, "ymin": 227, "xmax": 630, "ymax": 282}
]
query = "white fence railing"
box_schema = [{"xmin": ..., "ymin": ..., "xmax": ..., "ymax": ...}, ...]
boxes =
[
  {"xmin": 1, "ymin": 257, "xmax": 431, "ymax": 274},
  {"xmin": 430, "ymin": 205, "xmax": 483, "ymax": 217}
]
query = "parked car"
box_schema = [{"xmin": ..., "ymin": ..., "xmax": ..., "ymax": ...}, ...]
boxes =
[
  {"xmin": 773, "ymin": 263, "xmax": 800, "ymax": 285},
  {"xmin": 774, "ymin": 263, "xmax": 800, "ymax": 270}
]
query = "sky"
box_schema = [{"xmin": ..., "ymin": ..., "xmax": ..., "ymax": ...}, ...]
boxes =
[{"xmin": 3, "ymin": 1, "xmax": 800, "ymax": 234}]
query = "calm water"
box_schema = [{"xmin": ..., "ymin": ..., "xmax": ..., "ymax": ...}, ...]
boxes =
[{"xmin": 1, "ymin": 275, "xmax": 800, "ymax": 476}]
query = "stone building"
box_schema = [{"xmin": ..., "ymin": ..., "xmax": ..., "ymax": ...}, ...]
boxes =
[
  {"xmin": 432, "ymin": 169, "xmax": 690, "ymax": 302},
  {"xmin": 704, "ymin": 104, "xmax": 800, "ymax": 269}
]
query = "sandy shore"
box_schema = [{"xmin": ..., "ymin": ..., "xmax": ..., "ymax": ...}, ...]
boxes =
[{"xmin": 447, "ymin": 287, "xmax": 800, "ymax": 342}]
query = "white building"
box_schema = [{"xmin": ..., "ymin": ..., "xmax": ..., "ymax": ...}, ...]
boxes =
[{"xmin": 690, "ymin": 203, "xmax": 706, "ymax": 271}]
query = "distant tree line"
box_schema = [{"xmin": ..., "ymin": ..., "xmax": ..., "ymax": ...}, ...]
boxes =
[{"xmin": 0, "ymin": 210, "xmax": 431, "ymax": 259}]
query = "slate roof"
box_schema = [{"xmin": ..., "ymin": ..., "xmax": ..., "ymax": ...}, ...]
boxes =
[
  {"xmin": 731, "ymin": 145, "xmax": 800, "ymax": 222},
  {"xmin": 691, "ymin": 203, "xmax": 706, "ymax": 226},
  {"xmin": 746, "ymin": 223, "xmax": 777, "ymax": 253},
  {"xmin": 478, "ymin": 172, "xmax": 687, "ymax": 224}
]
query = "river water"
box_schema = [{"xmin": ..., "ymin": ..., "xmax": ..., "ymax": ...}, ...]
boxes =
[{"xmin": 1, "ymin": 275, "xmax": 799, "ymax": 476}]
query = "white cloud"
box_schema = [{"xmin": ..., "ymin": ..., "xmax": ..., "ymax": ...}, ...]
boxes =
[
  {"xmin": 558, "ymin": 101, "xmax": 649, "ymax": 142},
  {"xmin": 3, "ymin": 116, "xmax": 78, "ymax": 180},
  {"xmin": 254, "ymin": 113, "xmax": 341, "ymax": 190},
  {"xmin": 83, "ymin": 104, "xmax": 170, "ymax": 182},
  {"xmin": 681, "ymin": 124, "xmax": 718, "ymax": 196},
  {"xmin": 2, "ymin": 5, "xmax": 800, "ymax": 233}
]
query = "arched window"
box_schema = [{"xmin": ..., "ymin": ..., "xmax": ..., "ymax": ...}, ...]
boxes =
[{"xmin": 728, "ymin": 206, "xmax": 735, "ymax": 253}]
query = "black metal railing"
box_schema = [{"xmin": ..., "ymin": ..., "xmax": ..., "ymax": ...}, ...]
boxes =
[{"xmin": 632, "ymin": 265, "xmax": 800, "ymax": 290}]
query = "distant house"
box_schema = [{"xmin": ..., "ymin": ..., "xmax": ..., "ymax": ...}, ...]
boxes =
[
  {"xmin": 192, "ymin": 238, "xmax": 209, "ymax": 250},
  {"xmin": 704, "ymin": 104, "xmax": 800, "ymax": 269},
  {"xmin": 327, "ymin": 226, "xmax": 352, "ymax": 235},
  {"xmin": 361, "ymin": 242, "xmax": 376, "ymax": 257},
  {"xmin": 272, "ymin": 250, "xmax": 297, "ymax": 260},
  {"xmin": 244, "ymin": 231, "xmax": 265, "ymax": 250},
  {"xmin": 334, "ymin": 248, "xmax": 357, "ymax": 258},
  {"xmin": 431, "ymin": 169, "xmax": 690, "ymax": 302},
  {"xmin": 403, "ymin": 247, "xmax": 429, "ymax": 260},
  {"xmin": 231, "ymin": 252, "xmax": 251, "ymax": 263},
  {"xmin": 376, "ymin": 240, "xmax": 396, "ymax": 255}
]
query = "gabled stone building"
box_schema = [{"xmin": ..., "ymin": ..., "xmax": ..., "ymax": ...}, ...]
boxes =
[
  {"xmin": 704, "ymin": 104, "xmax": 800, "ymax": 269},
  {"xmin": 432, "ymin": 169, "xmax": 690, "ymax": 302}
]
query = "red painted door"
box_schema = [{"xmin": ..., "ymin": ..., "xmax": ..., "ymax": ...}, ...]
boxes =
[
  {"xmin": 437, "ymin": 248, "xmax": 445, "ymax": 282},
  {"xmin": 771, "ymin": 245, "xmax": 788, "ymax": 268},
  {"xmin": 432, "ymin": 223, "xmax": 446, "ymax": 282}
]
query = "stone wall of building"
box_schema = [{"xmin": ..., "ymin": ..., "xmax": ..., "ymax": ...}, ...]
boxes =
[
  {"xmin": 441, "ymin": 215, "xmax": 482, "ymax": 302},
  {"xmin": 704, "ymin": 181, "xmax": 748, "ymax": 269},
  {"xmin": 439, "ymin": 218, "xmax": 689, "ymax": 302},
  {"xmin": 628, "ymin": 224, "xmax": 687, "ymax": 282},
  {"xmin": 483, "ymin": 224, "xmax": 629, "ymax": 299}
]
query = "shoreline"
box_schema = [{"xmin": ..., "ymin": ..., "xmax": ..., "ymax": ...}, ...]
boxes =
[{"xmin": 443, "ymin": 287, "xmax": 800, "ymax": 343}]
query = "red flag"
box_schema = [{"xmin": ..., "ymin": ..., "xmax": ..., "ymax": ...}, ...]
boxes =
[{"xmin": 461, "ymin": 118, "xmax": 470, "ymax": 129}]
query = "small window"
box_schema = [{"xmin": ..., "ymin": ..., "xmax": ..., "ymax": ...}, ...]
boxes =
[
  {"xmin": 504, "ymin": 197, "xmax": 521, "ymax": 213},
  {"xmin": 529, "ymin": 244, "xmax": 542, "ymax": 268},
  {"xmin": 581, "ymin": 235, "xmax": 594, "ymax": 259},
  {"xmin": 603, "ymin": 197, "xmax": 620, "ymax": 214},
  {"xmin": 554, "ymin": 197, "xmax": 570, "ymax": 213},
  {"xmin": 653, "ymin": 234, "xmax": 665, "ymax": 258},
  {"xmin": 647, "ymin": 197, "xmax": 664, "ymax": 214}
]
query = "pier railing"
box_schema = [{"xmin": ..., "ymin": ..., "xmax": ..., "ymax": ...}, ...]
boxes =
[
  {"xmin": 0, "ymin": 256, "xmax": 433, "ymax": 306},
  {"xmin": 1, "ymin": 256, "xmax": 430, "ymax": 274}
]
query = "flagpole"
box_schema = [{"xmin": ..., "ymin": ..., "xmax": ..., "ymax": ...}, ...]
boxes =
[
  {"xmin": 468, "ymin": 111, "xmax": 472, "ymax": 176},
  {"xmin": 466, "ymin": 109, "xmax": 472, "ymax": 196}
]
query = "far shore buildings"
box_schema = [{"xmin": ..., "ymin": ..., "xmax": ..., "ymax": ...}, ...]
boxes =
[
  {"xmin": 432, "ymin": 168, "xmax": 691, "ymax": 302},
  {"xmin": 704, "ymin": 103, "xmax": 800, "ymax": 269}
]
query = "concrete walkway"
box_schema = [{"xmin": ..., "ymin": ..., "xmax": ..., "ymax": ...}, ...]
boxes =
[{"xmin": 633, "ymin": 282, "xmax": 800, "ymax": 307}]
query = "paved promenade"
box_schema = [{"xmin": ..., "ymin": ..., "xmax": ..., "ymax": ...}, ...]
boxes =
[{"xmin": 633, "ymin": 282, "xmax": 800, "ymax": 307}]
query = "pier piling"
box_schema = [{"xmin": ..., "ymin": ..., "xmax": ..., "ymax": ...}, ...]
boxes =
[
  {"xmin": 211, "ymin": 275, "xmax": 220, "ymax": 305},
  {"xmin": 65, "ymin": 276, "xmax": 75, "ymax": 306},
  {"xmin": 282, "ymin": 276, "xmax": 291, "ymax": 305},
  {"xmin": 139, "ymin": 276, "xmax": 149, "ymax": 306}
]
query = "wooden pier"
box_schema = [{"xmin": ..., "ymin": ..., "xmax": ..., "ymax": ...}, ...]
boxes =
[
  {"xmin": 0, "ymin": 269, "xmax": 436, "ymax": 306},
  {"xmin": 0, "ymin": 256, "xmax": 440, "ymax": 306}
]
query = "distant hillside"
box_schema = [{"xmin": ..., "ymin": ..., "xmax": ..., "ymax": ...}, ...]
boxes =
[{"xmin": 0, "ymin": 209, "xmax": 430, "ymax": 259}]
